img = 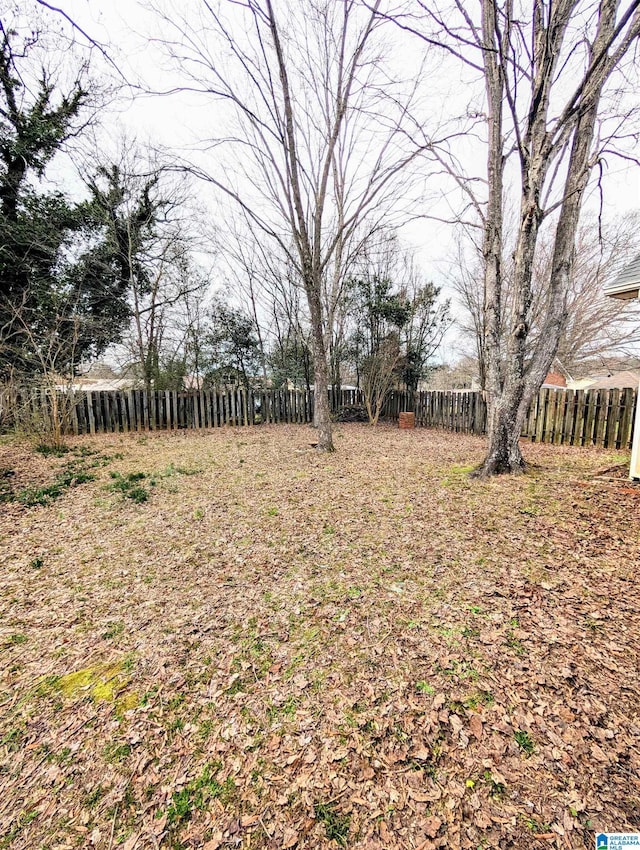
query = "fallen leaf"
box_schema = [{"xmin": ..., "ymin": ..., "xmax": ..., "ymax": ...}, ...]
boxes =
[
  {"xmin": 475, "ymin": 811, "xmax": 491, "ymax": 829},
  {"xmin": 328, "ymin": 746, "xmax": 349, "ymax": 761},
  {"xmin": 379, "ymin": 821, "xmax": 392, "ymax": 842},
  {"xmin": 282, "ymin": 827, "xmax": 299, "ymax": 848},
  {"xmin": 423, "ymin": 816, "xmax": 442, "ymax": 838},
  {"xmin": 469, "ymin": 714, "xmax": 483, "ymax": 740},
  {"xmin": 433, "ymin": 693, "xmax": 446, "ymax": 709},
  {"xmin": 408, "ymin": 788, "xmax": 439, "ymax": 803},
  {"xmin": 411, "ymin": 747, "xmax": 431, "ymax": 761}
]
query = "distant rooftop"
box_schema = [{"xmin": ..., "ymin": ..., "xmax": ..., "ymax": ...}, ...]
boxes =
[
  {"xmin": 604, "ymin": 253, "xmax": 640, "ymax": 300},
  {"xmin": 581, "ymin": 370, "xmax": 640, "ymax": 391}
]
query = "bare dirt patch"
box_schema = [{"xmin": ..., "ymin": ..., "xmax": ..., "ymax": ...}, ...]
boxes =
[{"xmin": 0, "ymin": 425, "xmax": 638, "ymax": 849}]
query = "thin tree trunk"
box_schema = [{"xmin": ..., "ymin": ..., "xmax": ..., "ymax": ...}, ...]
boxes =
[{"xmin": 307, "ymin": 283, "xmax": 334, "ymax": 451}]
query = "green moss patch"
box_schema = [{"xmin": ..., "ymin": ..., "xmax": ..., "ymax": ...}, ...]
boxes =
[{"xmin": 38, "ymin": 660, "xmax": 133, "ymax": 704}]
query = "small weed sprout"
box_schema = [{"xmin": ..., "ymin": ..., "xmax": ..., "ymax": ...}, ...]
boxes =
[
  {"xmin": 483, "ymin": 770, "xmax": 506, "ymax": 798},
  {"xmin": 514, "ymin": 729, "xmax": 535, "ymax": 755}
]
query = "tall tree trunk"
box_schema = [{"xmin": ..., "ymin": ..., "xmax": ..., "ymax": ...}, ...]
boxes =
[
  {"xmin": 307, "ymin": 282, "xmax": 334, "ymax": 451},
  {"xmin": 482, "ymin": 399, "xmax": 526, "ymax": 474},
  {"xmin": 478, "ymin": 388, "xmax": 527, "ymax": 475},
  {"xmin": 477, "ymin": 0, "xmax": 509, "ymax": 475}
]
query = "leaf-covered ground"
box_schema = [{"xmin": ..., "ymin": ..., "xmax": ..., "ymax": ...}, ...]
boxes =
[{"xmin": 0, "ymin": 425, "xmax": 639, "ymax": 850}]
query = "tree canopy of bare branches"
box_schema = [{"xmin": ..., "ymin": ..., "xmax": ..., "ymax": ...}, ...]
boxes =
[
  {"xmin": 150, "ymin": 0, "xmax": 435, "ymax": 450},
  {"xmin": 452, "ymin": 212, "xmax": 640, "ymax": 380}
]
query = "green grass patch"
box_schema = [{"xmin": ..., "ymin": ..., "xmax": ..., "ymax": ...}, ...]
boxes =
[
  {"xmin": 0, "ymin": 467, "xmax": 15, "ymax": 502},
  {"xmin": 505, "ymin": 630, "xmax": 526, "ymax": 656},
  {"xmin": 267, "ymin": 695, "xmax": 298, "ymax": 723},
  {"xmin": 0, "ymin": 810, "xmax": 39, "ymax": 849},
  {"xmin": 314, "ymin": 801, "xmax": 350, "ymax": 846},
  {"xmin": 103, "ymin": 742, "xmax": 132, "ymax": 764},
  {"xmin": 1, "ymin": 726, "xmax": 25, "ymax": 752},
  {"xmin": 36, "ymin": 660, "xmax": 133, "ymax": 705},
  {"xmin": 34, "ymin": 443, "xmax": 70, "ymax": 457},
  {"xmin": 16, "ymin": 459, "xmax": 96, "ymax": 507},
  {"xmin": 108, "ymin": 471, "xmax": 150, "ymax": 503},
  {"xmin": 442, "ymin": 463, "xmax": 476, "ymax": 486},
  {"xmin": 102, "ymin": 621, "xmax": 125, "ymax": 640},
  {"xmin": 166, "ymin": 763, "xmax": 235, "ymax": 826}
]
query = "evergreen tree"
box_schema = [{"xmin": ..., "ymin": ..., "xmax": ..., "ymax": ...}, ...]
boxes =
[{"xmin": 0, "ymin": 22, "xmax": 130, "ymax": 377}]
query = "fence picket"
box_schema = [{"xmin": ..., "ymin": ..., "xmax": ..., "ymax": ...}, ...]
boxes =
[
  {"xmin": 593, "ymin": 390, "xmax": 606, "ymax": 447},
  {"xmin": 553, "ymin": 391, "xmax": 565, "ymax": 445},
  {"xmin": 604, "ymin": 389, "xmax": 619, "ymax": 449},
  {"xmin": 620, "ymin": 388, "xmax": 634, "ymax": 449}
]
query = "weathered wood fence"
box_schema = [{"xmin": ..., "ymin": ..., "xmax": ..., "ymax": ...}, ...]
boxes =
[
  {"xmin": 384, "ymin": 387, "xmax": 638, "ymax": 449},
  {"xmin": 1, "ymin": 385, "xmax": 636, "ymax": 449},
  {"xmin": 0, "ymin": 387, "xmax": 361, "ymax": 436}
]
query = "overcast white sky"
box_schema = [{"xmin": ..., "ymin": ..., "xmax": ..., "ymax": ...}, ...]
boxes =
[{"xmin": 23, "ymin": 0, "xmax": 640, "ymax": 361}]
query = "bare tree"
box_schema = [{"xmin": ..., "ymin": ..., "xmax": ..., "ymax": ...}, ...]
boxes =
[
  {"xmin": 362, "ymin": 336, "xmax": 402, "ymax": 425},
  {"xmin": 539, "ymin": 214, "xmax": 640, "ymax": 371},
  {"xmin": 395, "ymin": 0, "xmax": 640, "ymax": 474},
  {"xmin": 5, "ymin": 291, "xmax": 83, "ymax": 448},
  {"xmin": 452, "ymin": 212, "xmax": 640, "ymax": 381},
  {"xmin": 346, "ymin": 232, "xmax": 450, "ymax": 421},
  {"xmin": 219, "ymin": 231, "xmax": 271, "ymax": 388},
  {"xmin": 85, "ymin": 149, "xmax": 211, "ymax": 393},
  {"xmin": 151, "ymin": 0, "xmax": 431, "ymax": 450}
]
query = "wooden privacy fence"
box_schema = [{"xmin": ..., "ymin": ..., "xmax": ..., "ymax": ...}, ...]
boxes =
[
  {"xmin": 1, "ymin": 384, "xmax": 636, "ymax": 449},
  {"xmin": 0, "ymin": 386, "xmax": 364, "ymax": 436},
  {"xmin": 385, "ymin": 390, "xmax": 487, "ymax": 434},
  {"xmin": 384, "ymin": 386, "xmax": 638, "ymax": 449},
  {"xmin": 521, "ymin": 386, "xmax": 637, "ymax": 448}
]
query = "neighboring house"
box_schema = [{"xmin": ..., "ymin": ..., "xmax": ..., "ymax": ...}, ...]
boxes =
[
  {"xmin": 579, "ymin": 370, "xmax": 640, "ymax": 391},
  {"xmin": 56, "ymin": 377, "xmax": 134, "ymax": 393},
  {"xmin": 603, "ymin": 253, "xmax": 640, "ymax": 300},
  {"xmin": 603, "ymin": 255, "xmax": 640, "ymax": 480},
  {"xmin": 542, "ymin": 371, "xmax": 567, "ymax": 389},
  {"xmin": 183, "ymin": 374, "xmax": 204, "ymax": 391},
  {"xmin": 541, "ymin": 359, "xmax": 572, "ymax": 390},
  {"xmin": 566, "ymin": 376, "xmax": 597, "ymax": 390}
]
